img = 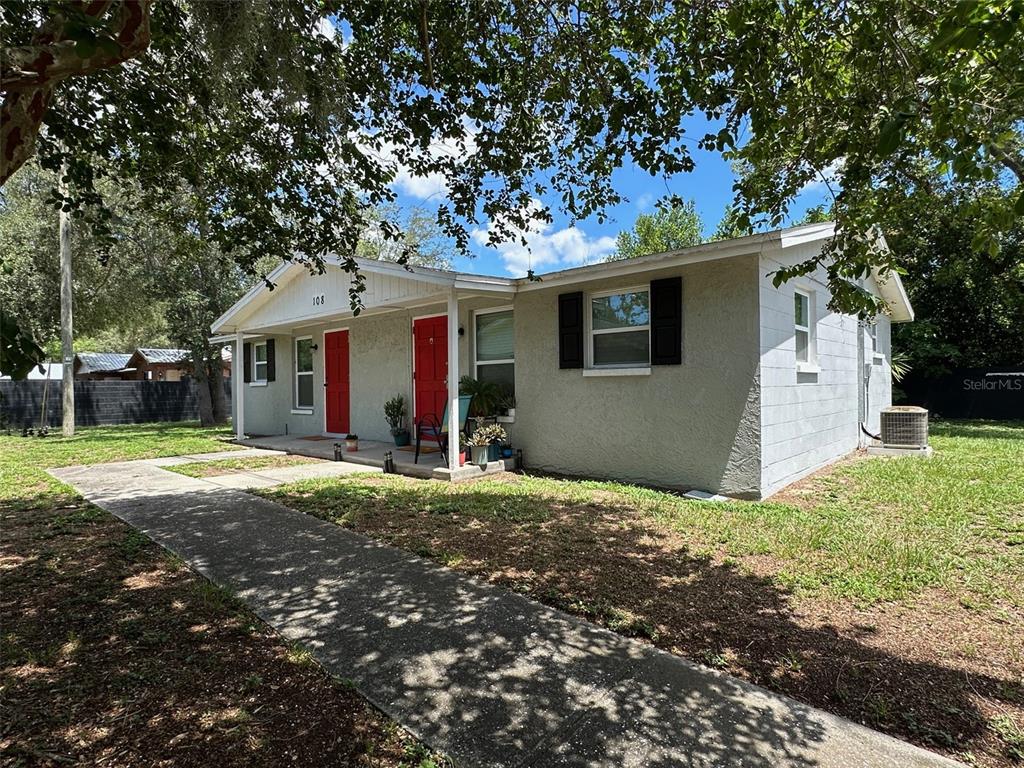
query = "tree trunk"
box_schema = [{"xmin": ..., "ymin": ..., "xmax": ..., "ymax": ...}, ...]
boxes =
[
  {"xmin": 210, "ymin": 353, "xmax": 228, "ymax": 425},
  {"xmin": 192, "ymin": 350, "xmax": 214, "ymax": 427}
]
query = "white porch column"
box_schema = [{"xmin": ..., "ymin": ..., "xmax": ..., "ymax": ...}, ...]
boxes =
[
  {"xmin": 447, "ymin": 287, "xmax": 460, "ymax": 468},
  {"xmin": 234, "ymin": 330, "xmax": 245, "ymax": 440}
]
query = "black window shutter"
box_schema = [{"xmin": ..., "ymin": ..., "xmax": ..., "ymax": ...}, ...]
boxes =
[
  {"xmin": 650, "ymin": 277, "xmax": 683, "ymax": 365},
  {"xmin": 266, "ymin": 339, "xmax": 276, "ymax": 381},
  {"xmin": 558, "ymin": 291, "xmax": 584, "ymax": 369},
  {"xmin": 243, "ymin": 342, "xmax": 252, "ymax": 383}
]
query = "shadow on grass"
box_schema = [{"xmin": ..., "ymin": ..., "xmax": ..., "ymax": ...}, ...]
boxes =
[
  {"xmin": 0, "ymin": 496, "xmax": 423, "ymax": 767},
  {"xmin": 270, "ymin": 477, "xmax": 1023, "ymax": 765}
]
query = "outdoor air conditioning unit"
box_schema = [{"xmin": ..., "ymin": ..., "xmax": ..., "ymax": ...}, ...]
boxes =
[{"xmin": 879, "ymin": 406, "xmax": 929, "ymax": 449}]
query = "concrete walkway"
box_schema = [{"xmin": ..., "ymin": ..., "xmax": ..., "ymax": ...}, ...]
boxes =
[{"xmin": 49, "ymin": 459, "xmax": 960, "ymax": 768}]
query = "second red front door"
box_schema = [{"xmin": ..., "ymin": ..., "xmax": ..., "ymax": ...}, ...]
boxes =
[
  {"xmin": 324, "ymin": 329, "xmax": 350, "ymax": 434},
  {"xmin": 413, "ymin": 316, "xmax": 448, "ymax": 425}
]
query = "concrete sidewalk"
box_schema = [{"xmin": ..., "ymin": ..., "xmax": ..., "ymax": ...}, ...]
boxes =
[{"xmin": 49, "ymin": 460, "xmax": 960, "ymax": 768}]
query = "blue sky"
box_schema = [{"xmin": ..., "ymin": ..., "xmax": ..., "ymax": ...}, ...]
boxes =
[
  {"xmin": 387, "ymin": 113, "xmax": 834, "ymax": 278},
  {"xmin": 318, "ymin": 18, "xmax": 833, "ymax": 278}
]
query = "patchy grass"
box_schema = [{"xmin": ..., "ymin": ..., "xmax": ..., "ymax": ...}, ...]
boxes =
[
  {"xmin": 167, "ymin": 454, "xmax": 324, "ymax": 478},
  {"xmin": 1, "ymin": 422, "xmax": 441, "ymax": 767},
  {"xmin": 265, "ymin": 420, "xmax": 1024, "ymax": 767}
]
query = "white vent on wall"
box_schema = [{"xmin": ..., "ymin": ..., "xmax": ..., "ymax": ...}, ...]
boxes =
[{"xmin": 880, "ymin": 406, "xmax": 929, "ymax": 449}]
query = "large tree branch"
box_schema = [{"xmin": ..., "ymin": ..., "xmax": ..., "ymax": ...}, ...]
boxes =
[
  {"xmin": 988, "ymin": 141, "xmax": 1024, "ymax": 184},
  {"xmin": 0, "ymin": 1, "xmax": 152, "ymax": 186}
]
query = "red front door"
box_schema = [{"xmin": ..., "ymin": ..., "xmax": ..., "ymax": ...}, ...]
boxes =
[
  {"xmin": 325, "ymin": 330, "xmax": 350, "ymax": 434},
  {"xmin": 413, "ymin": 316, "xmax": 448, "ymax": 426}
]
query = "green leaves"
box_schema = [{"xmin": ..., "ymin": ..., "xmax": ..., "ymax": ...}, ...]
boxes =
[
  {"xmin": 877, "ymin": 119, "xmax": 904, "ymax": 158},
  {"xmin": 613, "ymin": 200, "xmax": 704, "ymax": 261}
]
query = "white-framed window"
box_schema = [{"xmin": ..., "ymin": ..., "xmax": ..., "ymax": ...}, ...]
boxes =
[
  {"xmin": 253, "ymin": 341, "xmax": 268, "ymax": 382},
  {"xmin": 867, "ymin": 321, "xmax": 878, "ymax": 354},
  {"xmin": 474, "ymin": 308, "xmax": 514, "ymax": 396},
  {"xmin": 589, "ymin": 287, "xmax": 650, "ymax": 368},
  {"xmin": 794, "ymin": 289, "xmax": 815, "ymax": 365},
  {"xmin": 294, "ymin": 336, "xmax": 314, "ymax": 410}
]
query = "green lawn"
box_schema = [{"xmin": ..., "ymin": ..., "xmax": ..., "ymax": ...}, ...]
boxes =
[
  {"xmin": 168, "ymin": 454, "xmax": 323, "ymax": 478},
  {"xmin": 0, "ymin": 422, "xmax": 439, "ymax": 767},
  {"xmin": 264, "ymin": 420, "xmax": 1024, "ymax": 766},
  {"xmin": 269, "ymin": 420, "xmax": 1024, "ymax": 606},
  {"xmin": 0, "ymin": 422, "xmax": 238, "ymax": 512}
]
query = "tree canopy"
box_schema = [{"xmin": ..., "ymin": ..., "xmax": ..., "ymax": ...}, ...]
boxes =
[
  {"xmin": 613, "ymin": 200, "xmax": 704, "ymax": 260},
  {"xmin": 2, "ymin": 1, "xmax": 1023, "ymax": 376},
  {"xmin": 885, "ymin": 183, "xmax": 1024, "ymax": 375}
]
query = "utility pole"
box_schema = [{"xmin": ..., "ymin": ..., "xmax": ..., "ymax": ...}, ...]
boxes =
[{"xmin": 59, "ymin": 159, "xmax": 74, "ymax": 436}]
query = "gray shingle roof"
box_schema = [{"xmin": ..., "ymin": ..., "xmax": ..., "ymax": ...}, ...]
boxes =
[
  {"xmin": 136, "ymin": 348, "xmax": 190, "ymax": 364},
  {"xmin": 76, "ymin": 352, "xmax": 132, "ymax": 373}
]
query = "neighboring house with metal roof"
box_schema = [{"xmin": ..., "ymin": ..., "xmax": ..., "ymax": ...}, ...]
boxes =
[
  {"xmin": 211, "ymin": 222, "xmax": 913, "ymax": 498},
  {"xmin": 74, "ymin": 348, "xmax": 231, "ymax": 381},
  {"xmin": 73, "ymin": 352, "xmax": 133, "ymax": 380}
]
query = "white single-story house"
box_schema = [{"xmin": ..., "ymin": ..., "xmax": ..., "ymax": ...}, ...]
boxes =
[{"xmin": 210, "ymin": 222, "xmax": 912, "ymax": 499}]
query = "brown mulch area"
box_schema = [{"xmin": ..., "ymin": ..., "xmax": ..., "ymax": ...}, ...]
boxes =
[
  {"xmin": 0, "ymin": 498, "xmax": 431, "ymax": 767},
  {"xmin": 275, "ymin": 472, "xmax": 1024, "ymax": 768}
]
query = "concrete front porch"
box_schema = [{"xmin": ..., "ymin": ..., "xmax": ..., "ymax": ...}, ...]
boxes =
[{"xmin": 238, "ymin": 434, "xmax": 515, "ymax": 482}]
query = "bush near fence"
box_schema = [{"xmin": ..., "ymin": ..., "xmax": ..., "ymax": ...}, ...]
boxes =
[{"xmin": 0, "ymin": 379, "xmax": 233, "ymax": 428}]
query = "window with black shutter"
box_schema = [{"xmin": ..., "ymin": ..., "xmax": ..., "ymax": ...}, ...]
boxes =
[{"xmin": 243, "ymin": 342, "xmax": 252, "ymax": 383}]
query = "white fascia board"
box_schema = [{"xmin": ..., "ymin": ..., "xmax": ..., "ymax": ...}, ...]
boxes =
[
  {"xmin": 871, "ymin": 266, "xmax": 914, "ymax": 323},
  {"xmin": 778, "ymin": 221, "xmax": 836, "ymax": 249}
]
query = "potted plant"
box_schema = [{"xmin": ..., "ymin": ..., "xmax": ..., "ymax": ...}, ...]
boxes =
[
  {"xmin": 468, "ymin": 433, "xmax": 491, "ymax": 467},
  {"xmin": 459, "ymin": 376, "xmax": 501, "ymax": 428},
  {"xmin": 344, "ymin": 434, "xmax": 359, "ymax": 452},
  {"xmin": 384, "ymin": 394, "xmax": 410, "ymax": 446},
  {"xmin": 472, "ymin": 423, "xmax": 507, "ymax": 462},
  {"xmin": 498, "ymin": 390, "xmax": 516, "ymax": 420}
]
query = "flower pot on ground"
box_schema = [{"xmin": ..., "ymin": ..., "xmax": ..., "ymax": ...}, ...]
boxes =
[
  {"xmin": 470, "ymin": 444, "xmax": 490, "ymax": 467},
  {"xmin": 500, "ymin": 445, "xmax": 514, "ymax": 459},
  {"xmin": 469, "ymin": 424, "xmax": 508, "ymax": 468},
  {"xmin": 384, "ymin": 395, "xmax": 409, "ymax": 447},
  {"xmin": 344, "ymin": 434, "xmax": 359, "ymax": 452}
]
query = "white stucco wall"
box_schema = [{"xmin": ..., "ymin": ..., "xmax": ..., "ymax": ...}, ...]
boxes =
[
  {"xmin": 513, "ymin": 256, "xmax": 763, "ymax": 498},
  {"xmin": 238, "ymin": 296, "xmax": 509, "ymax": 441},
  {"xmin": 758, "ymin": 244, "xmax": 893, "ymax": 496}
]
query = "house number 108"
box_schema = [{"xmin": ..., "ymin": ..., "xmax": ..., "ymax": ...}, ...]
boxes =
[{"xmin": 312, "ymin": 294, "xmax": 326, "ymax": 306}]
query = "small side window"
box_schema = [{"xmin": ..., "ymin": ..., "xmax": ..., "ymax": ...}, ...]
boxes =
[
  {"xmin": 794, "ymin": 289, "xmax": 815, "ymax": 365},
  {"xmin": 253, "ymin": 341, "xmax": 268, "ymax": 382}
]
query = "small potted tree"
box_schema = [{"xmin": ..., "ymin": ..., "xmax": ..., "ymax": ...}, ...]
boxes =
[
  {"xmin": 384, "ymin": 394, "xmax": 410, "ymax": 446},
  {"xmin": 459, "ymin": 376, "xmax": 501, "ymax": 430}
]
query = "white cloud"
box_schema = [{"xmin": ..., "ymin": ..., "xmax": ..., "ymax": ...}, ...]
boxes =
[
  {"xmin": 800, "ymin": 159, "xmax": 844, "ymax": 194},
  {"xmin": 635, "ymin": 193, "xmax": 655, "ymax": 211},
  {"xmin": 471, "ymin": 199, "xmax": 616, "ymax": 275},
  {"xmin": 380, "ymin": 124, "xmax": 478, "ymax": 201},
  {"xmin": 316, "ymin": 16, "xmax": 337, "ymax": 40}
]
